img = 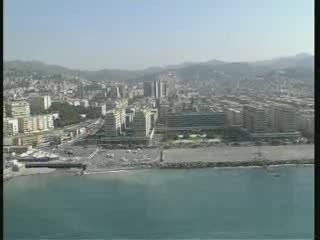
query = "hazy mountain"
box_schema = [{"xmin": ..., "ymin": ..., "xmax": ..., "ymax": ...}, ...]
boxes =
[
  {"xmin": 4, "ymin": 53, "xmax": 313, "ymax": 82},
  {"xmin": 252, "ymin": 53, "xmax": 314, "ymax": 69}
]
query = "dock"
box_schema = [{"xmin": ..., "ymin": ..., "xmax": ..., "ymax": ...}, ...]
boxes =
[{"xmin": 25, "ymin": 162, "xmax": 87, "ymax": 170}]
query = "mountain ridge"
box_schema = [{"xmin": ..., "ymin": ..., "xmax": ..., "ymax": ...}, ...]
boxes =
[{"xmin": 4, "ymin": 53, "xmax": 313, "ymax": 82}]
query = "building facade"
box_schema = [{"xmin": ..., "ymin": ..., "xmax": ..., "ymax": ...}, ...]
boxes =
[
  {"xmin": 18, "ymin": 114, "xmax": 54, "ymax": 133},
  {"xmin": 6, "ymin": 100, "xmax": 31, "ymax": 118},
  {"xmin": 271, "ymin": 105, "xmax": 297, "ymax": 132},
  {"xmin": 3, "ymin": 118, "xmax": 19, "ymax": 136},
  {"xmin": 104, "ymin": 110, "xmax": 122, "ymax": 137},
  {"xmin": 30, "ymin": 95, "xmax": 52, "ymax": 113},
  {"xmin": 133, "ymin": 109, "xmax": 151, "ymax": 137},
  {"xmin": 166, "ymin": 111, "xmax": 226, "ymax": 130},
  {"xmin": 243, "ymin": 105, "xmax": 267, "ymax": 133}
]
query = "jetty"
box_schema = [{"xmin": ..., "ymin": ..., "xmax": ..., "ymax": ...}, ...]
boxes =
[{"xmin": 25, "ymin": 162, "xmax": 87, "ymax": 170}]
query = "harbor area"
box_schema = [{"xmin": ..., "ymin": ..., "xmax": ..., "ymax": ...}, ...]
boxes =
[{"xmin": 3, "ymin": 144, "xmax": 314, "ymax": 181}]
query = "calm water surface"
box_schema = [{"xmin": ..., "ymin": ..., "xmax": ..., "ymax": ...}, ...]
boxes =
[{"xmin": 4, "ymin": 166, "xmax": 314, "ymax": 239}]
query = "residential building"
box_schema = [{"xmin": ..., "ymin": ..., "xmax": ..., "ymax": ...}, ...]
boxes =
[
  {"xmin": 3, "ymin": 118, "xmax": 19, "ymax": 136},
  {"xmin": 243, "ymin": 105, "xmax": 267, "ymax": 133},
  {"xmin": 14, "ymin": 134, "xmax": 43, "ymax": 146},
  {"xmin": 5, "ymin": 100, "xmax": 31, "ymax": 118},
  {"xmin": 271, "ymin": 105, "xmax": 297, "ymax": 132},
  {"xmin": 18, "ymin": 114, "xmax": 54, "ymax": 133}
]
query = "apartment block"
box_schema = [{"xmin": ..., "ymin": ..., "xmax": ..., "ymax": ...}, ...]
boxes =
[
  {"xmin": 243, "ymin": 105, "xmax": 267, "ymax": 133},
  {"xmin": 18, "ymin": 114, "xmax": 54, "ymax": 133},
  {"xmin": 6, "ymin": 100, "xmax": 31, "ymax": 118},
  {"xmin": 3, "ymin": 118, "xmax": 19, "ymax": 136}
]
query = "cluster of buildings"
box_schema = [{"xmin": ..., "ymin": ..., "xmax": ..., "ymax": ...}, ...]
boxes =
[
  {"xmin": 3, "ymin": 96, "xmax": 56, "ymax": 146},
  {"xmin": 160, "ymin": 88, "xmax": 314, "ymax": 141},
  {"xmin": 3, "ymin": 68, "xmax": 314, "ymax": 148}
]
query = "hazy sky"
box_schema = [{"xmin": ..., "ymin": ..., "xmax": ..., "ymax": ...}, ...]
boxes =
[{"xmin": 4, "ymin": 0, "xmax": 314, "ymax": 70}]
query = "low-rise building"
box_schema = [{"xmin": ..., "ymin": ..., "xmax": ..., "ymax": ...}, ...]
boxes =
[{"xmin": 166, "ymin": 111, "xmax": 226, "ymax": 131}]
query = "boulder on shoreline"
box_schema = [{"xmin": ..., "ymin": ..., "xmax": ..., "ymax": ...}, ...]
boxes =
[{"xmin": 158, "ymin": 159, "xmax": 314, "ymax": 169}]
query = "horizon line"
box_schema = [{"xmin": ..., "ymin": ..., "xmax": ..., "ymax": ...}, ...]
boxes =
[{"xmin": 4, "ymin": 52, "xmax": 313, "ymax": 72}]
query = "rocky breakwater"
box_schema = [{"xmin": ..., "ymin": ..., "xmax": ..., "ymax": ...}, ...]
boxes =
[{"xmin": 158, "ymin": 159, "xmax": 314, "ymax": 169}]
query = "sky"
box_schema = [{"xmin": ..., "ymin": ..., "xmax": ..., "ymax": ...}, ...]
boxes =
[{"xmin": 4, "ymin": 0, "xmax": 314, "ymax": 70}]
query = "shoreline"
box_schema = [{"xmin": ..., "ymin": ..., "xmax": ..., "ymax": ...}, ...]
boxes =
[
  {"xmin": 4, "ymin": 144, "xmax": 314, "ymax": 181},
  {"xmin": 4, "ymin": 160, "xmax": 313, "ymax": 182},
  {"xmin": 157, "ymin": 158, "xmax": 314, "ymax": 169}
]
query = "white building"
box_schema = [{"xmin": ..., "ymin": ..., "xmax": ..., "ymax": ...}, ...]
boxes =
[{"xmin": 3, "ymin": 118, "xmax": 19, "ymax": 136}]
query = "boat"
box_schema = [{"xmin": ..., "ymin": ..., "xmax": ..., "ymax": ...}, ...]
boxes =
[
  {"xmin": 272, "ymin": 172, "xmax": 281, "ymax": 177},
  {"xmin": 75, "ymin": 170, "xmax": 86, "ymax": 176}
]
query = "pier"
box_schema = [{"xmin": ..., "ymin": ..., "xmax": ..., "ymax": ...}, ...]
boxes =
[{"xmin": 25, "ymin": 162, "xmax": 87, "ymax": 170}]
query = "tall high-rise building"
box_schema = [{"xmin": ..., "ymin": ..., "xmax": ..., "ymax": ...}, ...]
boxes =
[
  {"xmin": 161, "ymin": 81, "xmax": 168, "ymax": 98},
  {"xmin": 143, "ymin": 82, "xmax": 154, "ymax": 97},
  {"xmin": 110, "ymin": 86, "xmax": 121, "ymax": 98},
  {"xmin": 153, "ymin": 80, "xmax": 159, "ymax": 99},
  {"xmin": 133, "ymin": 109, "xmax": 151, "ymax": 137},
  {"xmin": 144, "ymin": 79, "xmax": 168, "ymax": 99},
  {"xmin": 104, "ymin": 109, "xmax": 122, "ymax": 137},
  {"xmin": 159, "ymin": 103, "xmax": 171, "ymax": 123},
  {"xmin": 30, "ymin": 95, "xmax": 52, "ymax": 113},
  {"xmin": 6, "ymin": 100, "xmax": 31, "ymax": 118},
  {"xmin": 78, "ymin": 80, "xmax": 84, "ymax": 98},
  {"xmin": 125, "ymin": 108, "xmax": 136, "ymax": 129},
  {"xmin": 118, "ymin": 85, "xmax": 127, "ymax": 98}
]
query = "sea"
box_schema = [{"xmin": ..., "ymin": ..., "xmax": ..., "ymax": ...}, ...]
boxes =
[{"xmin": 4, "ymin": 165, "xmax": 314, "ymax": 240}]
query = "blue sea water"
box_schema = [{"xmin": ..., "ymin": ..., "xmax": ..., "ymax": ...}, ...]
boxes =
[{"xmin": 4, "ymin": 166, "xmax": 314, "ymax": 239}]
